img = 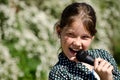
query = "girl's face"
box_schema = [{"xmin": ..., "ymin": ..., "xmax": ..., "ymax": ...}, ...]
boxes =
[{"xmin": 57, "ymin": 19, "xmax": 94, "ymax": 62}]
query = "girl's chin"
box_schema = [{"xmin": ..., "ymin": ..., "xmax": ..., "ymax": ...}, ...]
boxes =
[{"xmin": 69, "ymin": 57, "xmax": 77, "ymax": 62}]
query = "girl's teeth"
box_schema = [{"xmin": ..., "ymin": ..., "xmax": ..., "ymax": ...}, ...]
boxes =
[
  {"xmin": 69, "ymin": 48, "xmax": 78, "ymax": 53},
  {"xmin": 73, "ymin": 49, "xmax": 78, "ymax": 51}
]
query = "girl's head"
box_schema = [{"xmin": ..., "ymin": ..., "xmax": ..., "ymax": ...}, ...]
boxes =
[{"xmin": 56, "ymin": 2, "xmax": 97, "ymax": 62}]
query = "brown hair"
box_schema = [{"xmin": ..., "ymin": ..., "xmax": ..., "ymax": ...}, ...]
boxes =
[{"xmin": 57, "ymin": 2, "xmax": 97, "ymax": 36}]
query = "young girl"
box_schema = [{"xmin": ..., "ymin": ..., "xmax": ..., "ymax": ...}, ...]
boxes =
[{"xmin": 49, "ymin": 2, "xmax": 120, "ymax": 80}]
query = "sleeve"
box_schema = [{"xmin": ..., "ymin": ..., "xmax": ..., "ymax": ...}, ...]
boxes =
[
  {"xmin": 100, "ymin": 49, "xmax": 120, "ymax": 80},
  {"xmin": 49, "ymin": 66, "xmax": 68, "ymax": 80}
]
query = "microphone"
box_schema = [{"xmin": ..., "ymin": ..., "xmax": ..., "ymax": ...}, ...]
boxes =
[
  {"xmin": 76, "ymin": 50, "xmax": 94, "ymax": 66},
  {"xmin": 76, "ymin": 50, "xmax": 117, "ymax": 76}
]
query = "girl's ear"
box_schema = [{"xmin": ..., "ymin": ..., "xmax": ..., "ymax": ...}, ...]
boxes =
[
  {"xmin": 92, "ymin": 36, "xmax": 95, "ymax": 39},
  {"xmin": 56, "ymin": 26, "xmax": 61, "ymax": 38},
  {"xmin": 91, "ymin": 36, "xmax": 95, "ymax": 41}
]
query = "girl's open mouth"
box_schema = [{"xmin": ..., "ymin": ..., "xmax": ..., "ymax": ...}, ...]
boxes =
[{"xmin": 69, "ymin": 48, "xmax": 78, "ymax": 55}]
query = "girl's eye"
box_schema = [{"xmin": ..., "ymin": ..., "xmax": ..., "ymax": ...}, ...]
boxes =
[
  {"xmin": 81, "ymin": 35, "xmax": 91, "ymax": 39},
  {"xmin": 67, "ymin": 33, "xmax": 75, "ymax": 37}
]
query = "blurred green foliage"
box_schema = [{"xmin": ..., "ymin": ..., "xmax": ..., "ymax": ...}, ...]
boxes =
[{"xmin": 0, "ymin": 0, "xmax": 120, "ymax": 80}]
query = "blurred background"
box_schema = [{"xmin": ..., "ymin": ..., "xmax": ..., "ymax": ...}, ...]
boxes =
[{"xmin": 0, "ymin": 0, "xmax": 120, "ymax": 80}]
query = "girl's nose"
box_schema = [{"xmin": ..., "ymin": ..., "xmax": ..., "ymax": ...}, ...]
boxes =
[{"xmin": 72, "ymin": 38, "xmax": 82, "ymax": 49}]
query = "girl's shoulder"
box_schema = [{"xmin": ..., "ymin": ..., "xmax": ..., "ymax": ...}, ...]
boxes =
[
  {"xmin": 49, "ymin": 61, "xmax": 67, "ymax": 74},
  {"xmin": 88, "ymin": 48, "xmax": 109, "ymax": 54},
  {"xmin": 49, "ymin": 62, "xmax": 68, "ymax": 79},
  {"xmin": 87, "ymin": 49, "xmax": 113, "ymax": 60}
]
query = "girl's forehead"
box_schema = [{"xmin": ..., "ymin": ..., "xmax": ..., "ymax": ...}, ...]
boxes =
[
  {"xmin": 62, "ymin": 19, "xmax": 91, "ymax": 35},
  {"xmin": 63, "ymin": 24, "xmax": 90, "ymax": 34},
  {"xmin": 63, "ymin": 19, "xmax": 84, "ymax": 31}
]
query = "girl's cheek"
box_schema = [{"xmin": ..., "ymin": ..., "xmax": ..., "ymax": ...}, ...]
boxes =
[
  {"xmin": 63, "ymin": 37, "xmax": 69, "ymax": 43},
  {"xmin": 83, "ymin": 41, "xmax": 91, "ymax": 50},
  {"xmin": 63, "ymin": 36, "xmax": 72, "ymax": 44}
]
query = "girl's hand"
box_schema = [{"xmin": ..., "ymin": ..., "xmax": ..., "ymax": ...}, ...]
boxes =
[{"xmin": 94, "ymin": 58, "xmax": 113, "ymax": 80}]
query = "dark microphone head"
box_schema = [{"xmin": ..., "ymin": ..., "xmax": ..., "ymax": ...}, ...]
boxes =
[{"xmin": 76, "ymin": 50, "xmax": 94, "ymax": 65}]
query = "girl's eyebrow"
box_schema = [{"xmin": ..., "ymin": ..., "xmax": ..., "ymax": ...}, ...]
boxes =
[
  {"xmin": 65, "ymin": 28, "xmax": 75, "ymax": 32},
  {"xmin": 82, "ymin": 33, "xmax": 92, "ymax": 36}
]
